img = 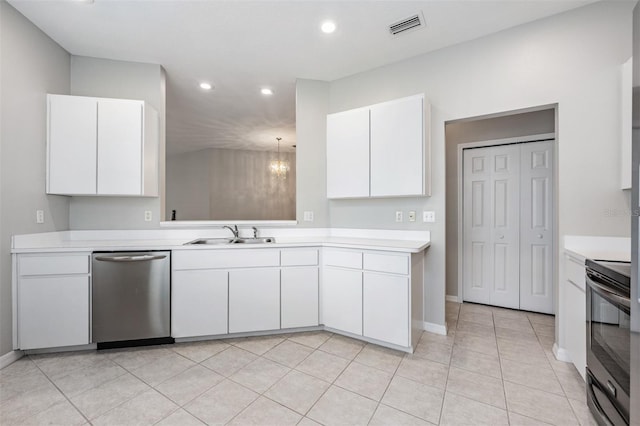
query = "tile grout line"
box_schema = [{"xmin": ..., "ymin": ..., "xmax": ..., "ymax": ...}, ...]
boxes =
[
  {"xmin": 217, "ymin": 333, "xmax": 338, "ymax": 425},
  {"xmin": 26, "ymin": 354, "xmax": 94, "ymax": 426},
  {"xmin": 435, "ymin": 306, "xmax": 461, "ymax": 426},
  {"xmin": 303, "ymin": 337, "xmax": 366, "ymax": 423},
  {"xmin": 533, "ymin": 313, "xmax": 585, "ymax": 425},
  {"xmin": 364, "ymin": 342, "xmax": 405, "ymax": 426},
  {"xmin": 492, "ymin": 309, "xmax": 512, "ymax": 426}
]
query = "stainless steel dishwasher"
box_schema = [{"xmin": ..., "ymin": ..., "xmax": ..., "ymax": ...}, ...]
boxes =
[{"xmin": 92, "ymin": 251, "xmax": 172, "ymax": 349}]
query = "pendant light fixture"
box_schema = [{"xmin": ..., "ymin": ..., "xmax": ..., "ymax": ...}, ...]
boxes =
[{"xmin": 269, "ymin": 137, "xmax": 290, "ymax": 179}]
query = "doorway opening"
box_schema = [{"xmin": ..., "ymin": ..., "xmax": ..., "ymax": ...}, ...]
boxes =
[{"xmin": 445, "ymin": 106, "xmax": 557, "ymax": 314}]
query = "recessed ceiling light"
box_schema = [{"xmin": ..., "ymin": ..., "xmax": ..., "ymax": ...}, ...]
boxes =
[
  {"xmin": 261, "ymin": 88, "xmax": 274, "ymax": 95},
  {"xmin": 321, "ymin": 21, "xmax": 336, "ymax": 34},
  {"xmin": 199, "ymin": 82, "xmax": 212, "ymax": 90}
]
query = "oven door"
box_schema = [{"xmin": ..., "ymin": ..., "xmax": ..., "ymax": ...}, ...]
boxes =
[{"xmin": 586, "ymin": 270, "xmax": 630, "ymax": 424}]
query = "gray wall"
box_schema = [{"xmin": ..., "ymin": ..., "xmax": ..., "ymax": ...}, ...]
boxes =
[
  {"xmin": 166, "ymin": 148, "xmax": 296, "ymax": 221},
  {"xmin": 445, "ymin": 109, "xmax": 556, "ymax": 297},
  {"xmin": 0, "ymin": 1, "xmax": 71, "ymax": 357},
  {"xmin": 297, "ymin": 1, "xmax": 632, "ymax": 328},
  {"xmin": 68, "ymin": 56, "xmax": 166, "ymax": 229},
  {"xmin": 295, "ymin": 80, "xmax": 330, "ymax": 228}
]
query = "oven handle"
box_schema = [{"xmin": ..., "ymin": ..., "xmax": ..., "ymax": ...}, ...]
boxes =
[
  {"xmin": 586, "ymin": 273, "xmax": 630, "ymax": 309},
  {"xmin": 587, "ymin": 375, "xmax": 617, "ymax": 426}
]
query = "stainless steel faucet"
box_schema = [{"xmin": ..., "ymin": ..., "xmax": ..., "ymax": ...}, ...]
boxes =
[
  {"xmin": 252, "ymin": 226, "xmax": 258, "ymax": 238},
  {"xmin": 223, "ymin": 225, "xmax": 239, "ymax": 238}
]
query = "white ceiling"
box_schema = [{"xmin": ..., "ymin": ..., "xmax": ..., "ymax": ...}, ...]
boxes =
[{"xmin": 9, "ymin": 0, "xmax": 595, "ymax": 155}]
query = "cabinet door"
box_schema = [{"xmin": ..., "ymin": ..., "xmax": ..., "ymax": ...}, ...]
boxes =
[
  {"xmin": 18, "ymin": 276, "xmax": 89, "ymax": 350},
  {"xmin": 363, "ymin": 272, "xmax": 409, "ymax": 347},
  {"xmin": 97, "ymin": 99, "xmax": 143, "ymax": 195},
  {"xmin": 370, "ymin": 95, "xmax": 424, "ymax": 197},
  {"xmin": 326, "ymin": 108, "xmax": 370, "ymax": 198},
  {"xmin": 565, "ymin": 281, "xmax": 586, "ymax": 380},
  {"xmin": 172, "ymin": 270, "xmax": 228, "ymax": 338},
  {"xmin": 47, "ymin": 95, "xmax": 98, "ymax": 195},
  {"xmin": 229, "ymin": 268, "xmax": 280, "ymax": 333},
  {"xmin": 322, "ymin": 267, "xmax": 362, "ymax": 335},
  {"xmin": 281, "ymin": 267, "xmax": 319, "ymax": 328}
]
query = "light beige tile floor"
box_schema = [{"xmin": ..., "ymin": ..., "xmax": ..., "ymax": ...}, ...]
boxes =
[{"xmin": 0, "ymin": 302, "xmax": 598, "ymax": 425}]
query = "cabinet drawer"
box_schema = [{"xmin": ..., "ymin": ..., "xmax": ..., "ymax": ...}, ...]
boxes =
[
  {"xmin": 19, "ymin": 254, "xmax": 90, "ymax": 276},
  {"xmin": 281, "ymin": 249, "xmax": 318, "ymax": 266},
  {"xmin": 363, "ymin": 253, "xmax": 409, "ymax": 275},
  {"xmin": 323, "ymin": 249, "xmax": 362, "ymax": 269},
  {"xmin": 173, "ymin": 249, "xmax": 280, "ymax": 270},
  {"xmin": 565, "ymin": 256, "xmax": 585, "ymax": 290}
]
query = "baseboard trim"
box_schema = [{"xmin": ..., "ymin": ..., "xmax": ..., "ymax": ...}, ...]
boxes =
[
  {"xmin": 0, "ymin": 350, "xmax": 23, "ymax": 370},
  {"xmin": 423, "ymin": 322, "xmax": 447, "ymax": 336},
  {"xmin": 445, "ymin": 295, "xmax": 459, "ymax": 303},
  {"xmin": 552, "ymin": 343, "xmax": 572, "ymax": 363}
]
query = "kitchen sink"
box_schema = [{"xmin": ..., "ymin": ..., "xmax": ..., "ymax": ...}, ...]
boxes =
[
  {"xmin": 184, "ymin": 237, "xmax": 276, "ymax": 245},
  {"xmin": 231, "ymin": 237, "xmax": 276, "ymax": 244},
  {"xmin": 184, "ymin": 238, "xmax": 235, "ymax": 245}
]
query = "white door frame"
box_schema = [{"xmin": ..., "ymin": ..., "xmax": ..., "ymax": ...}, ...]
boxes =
[{"xmin": 457, "ymin": 132, "xmax": 556, "ymax": 307}]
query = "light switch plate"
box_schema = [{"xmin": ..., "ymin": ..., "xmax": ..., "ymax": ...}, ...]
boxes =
[
  {"xmin": 395, "ymin": 211, "xmax": 403, "ymax": 222},
  {"xmin": 303, "ymin": 211, "xmax": 314, "ymax": 222},
  {"xmin": 408, "ymin": 211, "xmax": 416, "ymax": 222},
  {"xmin": 423, "ymin": 211, "xmax": 435, "ymax": 223}
]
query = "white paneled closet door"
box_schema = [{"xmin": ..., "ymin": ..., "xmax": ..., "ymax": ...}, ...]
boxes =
[
  {"xmin": 463, "ymin": 145, "xmax": 521, "ymax": 309},
  {"xmin": 462, "ymin": 140, "xmax": 554, "ymax": 314},
  {"xmin": 519, "ymin": 141, "xmax": 554, "ymax": 314}
]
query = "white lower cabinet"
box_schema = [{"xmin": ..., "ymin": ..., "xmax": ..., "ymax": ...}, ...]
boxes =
[
  {"xmin": 322, "ymin": 248, "xmax": 418, "ymax": 350},
  {"xmin": 15, "ymin": 244, "xmax": 424, "ymax": 352},
  {"xmin": 322, "ymin": 267, "xmax": 363, "ymax": 335},
  {"xmin": 16, "ymin": 253, "xmax": 91, "ymax": 350},
  {"xmin": 564, "ymin": 254, "xmax": 587, "ymax": 380},
  {"xmin": 363, "ymin": 272, "xmax": 409, "ymax": 346},
  {"xmin": 19, "ymin": 276, "xmax": 90, "ymax": 350},
  {"xmin": 172, "ymin": 270, "xmax": 228, "ymax": 338},
  {"xmin": 229, "ymin": 268, "xmax": 280, "ymax": 333},
  {"xmin": 281, "ymin": 267, "xmax": 319, "ymax": 328},
  {"xmin": 172, "ymin": 248, "xmax": 321, "ymax": 338}
]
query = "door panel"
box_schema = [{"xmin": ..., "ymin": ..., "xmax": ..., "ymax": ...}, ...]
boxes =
[
  {"xmin": 463, "ymin": 140, "xmax": 554, "ymax": 314},
  {"xmin": 464, "ymin": 148, "xmax": 491, "ymax": 304},
  {"xmin": 520, "ymin": 141, "xmax": 554, "ymax": 313},
  {"xmin": 463, "ymin": 145, "xmax": 520, "ymax": 309},
  {"xmin": 494, "ymin": 244, "xmax": 508, "ymax": 292}
]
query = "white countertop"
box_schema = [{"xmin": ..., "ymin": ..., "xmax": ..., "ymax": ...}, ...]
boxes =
[
  {"xmin": 564, "ymin": 235, "xmax": 631, "ymax": 262},
  {"xmin": 11, "ymin": 229, "xmax": 431, "ymax": 254}
]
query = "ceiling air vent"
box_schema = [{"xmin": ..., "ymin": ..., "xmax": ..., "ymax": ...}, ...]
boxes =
[{"xmin": 389, "ymin": 13, "xmax": 424, "ymax": 36}]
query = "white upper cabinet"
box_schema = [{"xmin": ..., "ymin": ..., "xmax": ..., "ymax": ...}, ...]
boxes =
[
  {"xmin": 326, "ymin": 94, "xmax": 429, "ymax": 199},
  {"xmin": 326, "ymin": 107, "xmax": 370, "ymax": 198},
  {"xmin": 370, "ymin": 95, "xmax": 425, "ymax": 197},
  {"xmin": 97, "ymin": 99, "xmax": 143, "ymax": 195},
  {"xmin": 620, "ymin": 58, "xmax": 632, "ymax": 190},
  {"xmin": 47, "ymin": 94, "xmax": 159, "ymax": 196},
  {"xmin": 47, "ymin": 95, "xmax": 98, "ymax": 195}
]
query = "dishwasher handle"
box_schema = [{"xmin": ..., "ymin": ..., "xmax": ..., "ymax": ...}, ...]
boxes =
[{"xmin": 94, "ymin": 254, "xmax": 167, "ymax": 263}]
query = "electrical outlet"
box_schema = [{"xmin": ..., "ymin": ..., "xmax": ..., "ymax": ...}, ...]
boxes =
[
  {"xmin": 408, "ymin": 211, "xmax": 416, "ymax": 222},
  {"xmin": 36, "ymin": 210, "xmax": 44, "ymax": 224},
  {"xmin": 144, "ymin": 210, "xmax": 152, "ymax": 222},
  {"xmin": 395, "ymin": 211, "xmax": 403, "ymax": 222},
  {"xmin": 303, "ymin": 211, "xmax": 314, "ymax": 222},
  {"xmin": 423, "ymin": 211, "xmax": 435, "ymax": 223}
]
